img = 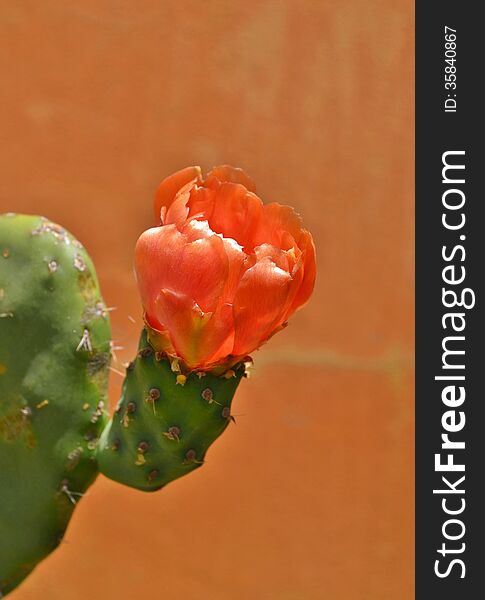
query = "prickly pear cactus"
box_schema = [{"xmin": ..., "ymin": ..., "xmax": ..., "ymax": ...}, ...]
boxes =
[
  {"xmin": 97, "ymin": 330, "xmax": 244, "ymax": 491},
  {"xmin": 0, "ymin": 214, "xmax": 111, "ymax": 596}
]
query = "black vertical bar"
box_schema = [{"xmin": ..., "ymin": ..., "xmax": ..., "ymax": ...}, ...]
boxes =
[{"xmin": 416, "ymin": 2, "xmax": 482, "ymax": 597}]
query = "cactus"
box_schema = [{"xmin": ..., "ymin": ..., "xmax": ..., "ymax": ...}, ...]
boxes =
[
  {"xmin": 0, "ymin": 165, "xmax": 316, "ymax": 597},
  {"xmin": 97, "ymin": 329, "xmax": 244, "ymax": 491},
  {"xmin": 0, "ymin": 214, "xmax": 111, "ymax": 596}
]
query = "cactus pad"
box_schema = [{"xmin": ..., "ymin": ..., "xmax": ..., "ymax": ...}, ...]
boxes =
[
  {"xmin": 0, "ymin": 214, "xmax": 111, "ymax": 596},
  {"xmin": 97, "ymin": 329, "xmax": 244, "ymax": 491}
]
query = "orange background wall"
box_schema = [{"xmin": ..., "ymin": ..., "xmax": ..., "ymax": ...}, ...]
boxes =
[{"xmin": 1, "ymin": 1, "xmax": 414, "ymax": 598}]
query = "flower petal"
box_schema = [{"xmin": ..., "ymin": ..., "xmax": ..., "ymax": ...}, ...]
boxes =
[
  {"xmin": 154, "ymin": 166, "xmax": 202, "ymax": 222},
  {"xmin": 206, "ymin": 165, "xmax": 257, "ymax": 192},
  {"xmin": 203, "ymin": 182, "xmax": 265, "ymax": 251},
  {"xmin": 254, "ymin": 243, "xmax": 289, "ymax": 272},
  {"xmin": 164, "ymin": 181, "xmax": 193, "ymax": 228},
  {"xmin": 135, "ymin": 221, "xmax": 228, "ymax": 321},
  {"xmin": 289, "ymin": 230, "xmax": 317, "ymax": 312},
  {"xmin": 232, "ymin": 258, "xmax": 292, "ymax": 356},
  {"xmin": 262, "ymin": 202, "xmax": 304, "ymax": 247},
  {"xmin": 154, "ymin": 290, "xmax": 236, "ymax": 368}
]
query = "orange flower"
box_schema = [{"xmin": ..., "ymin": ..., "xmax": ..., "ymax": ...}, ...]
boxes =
[{"xmin": 135, "ymin": 165, "xmax": 316, "ymax": 371}]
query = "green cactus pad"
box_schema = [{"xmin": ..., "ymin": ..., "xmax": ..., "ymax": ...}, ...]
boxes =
[
  {"xmin": 0, "ymin": 214, "xmax": 111, "ymax": 596},
  {"xmin": 97, "ymin": 329, "xmax": 244, "ymax": 491}
]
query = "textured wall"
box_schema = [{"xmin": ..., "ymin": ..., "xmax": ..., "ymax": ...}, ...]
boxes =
[{"xmin": 1, "ymin": 1, "xmax": 414, "ymax": 598}]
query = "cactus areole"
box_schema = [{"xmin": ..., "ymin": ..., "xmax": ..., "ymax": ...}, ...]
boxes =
[{"xmin": 0, "ymin": 165, "xmax": 316, "ymax": 597}]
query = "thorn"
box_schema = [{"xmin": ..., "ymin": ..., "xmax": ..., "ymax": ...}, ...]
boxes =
[
  {"xmin": 76, "ymin": 328, "xmax": 92, "ymax": 352},
  {"xmin": 36, "ymin": 399, "xmax": 49, "ymax": 409},
  {"xmin": 201, "ymin": 388, "xmax": 214, "ymax": 403},
  {"xmin": 183, "ymin": 449, "xmax": 204, "ymax": 465},
  {"xmin": 201, "ymin": 388, "xmax": 220, "ymax": 405},
  {"xmin": 221, "ymin": 406, "xmax": 236, "ymax": 423},
  {"xmin": 162, "ymin": 426, "xmax": 181, "ymax": 442},
  {"xmin": 59, "ymin": 480, "xmax": 85, "ymax": 505},
  {"xmin": 109, "ymin": 366, "xmax": 124, "ymax": 378},
  {"xmin": 145, "ymin": 388, "xmax": 160, "ymax": 415},
  {"xmin": 110, "ymin": 340, "xmax": 119, "ymax": 363}
]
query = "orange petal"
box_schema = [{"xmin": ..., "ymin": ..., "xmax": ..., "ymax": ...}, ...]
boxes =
[
  {"xmin": 204, "ymin": 182, "xmax": 265, "ymax": 251},
  {"xmin": 220, "ymin": 237, "xmax": 247, "ymax": 304},
  {"xmin": 254, "ymin": 243, "xmax": 289, "ymax": 272},
  {"xmin": 164, "ymin": 181, "xmax": 193, "ymax": 228},
  {"xmin": 289, "ymin": 230, "xmax": 317, "ymax": 312},
  {"xmin": 232, "ymin": 257, "xmax": 292, "ymax": 356},
  {"xmin": 135, "ymin": 221, "xmax": 228, "ymax": 320},
  {"xmin": 155, "ymin": 289, "xmax": 234, "ymax": 368},
  {"xmin": 205, "ymin": 165, "xmax": 256, "ymax": 192},
  {"xmin": 187, "ymin": 185, "xmax": 216, "ymax": 222},
  {"xmin": 154, "ymin": 166, "xmax": 202, "ymax": 222},
  {"xmin": 262, "ymin": 202, "xmax": 303, "ymax": 247}
]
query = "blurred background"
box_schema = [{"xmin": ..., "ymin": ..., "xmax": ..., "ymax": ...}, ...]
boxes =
[{"xmin": 1, "ymin": 1, "xmax": 414, "ymax": 598}]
